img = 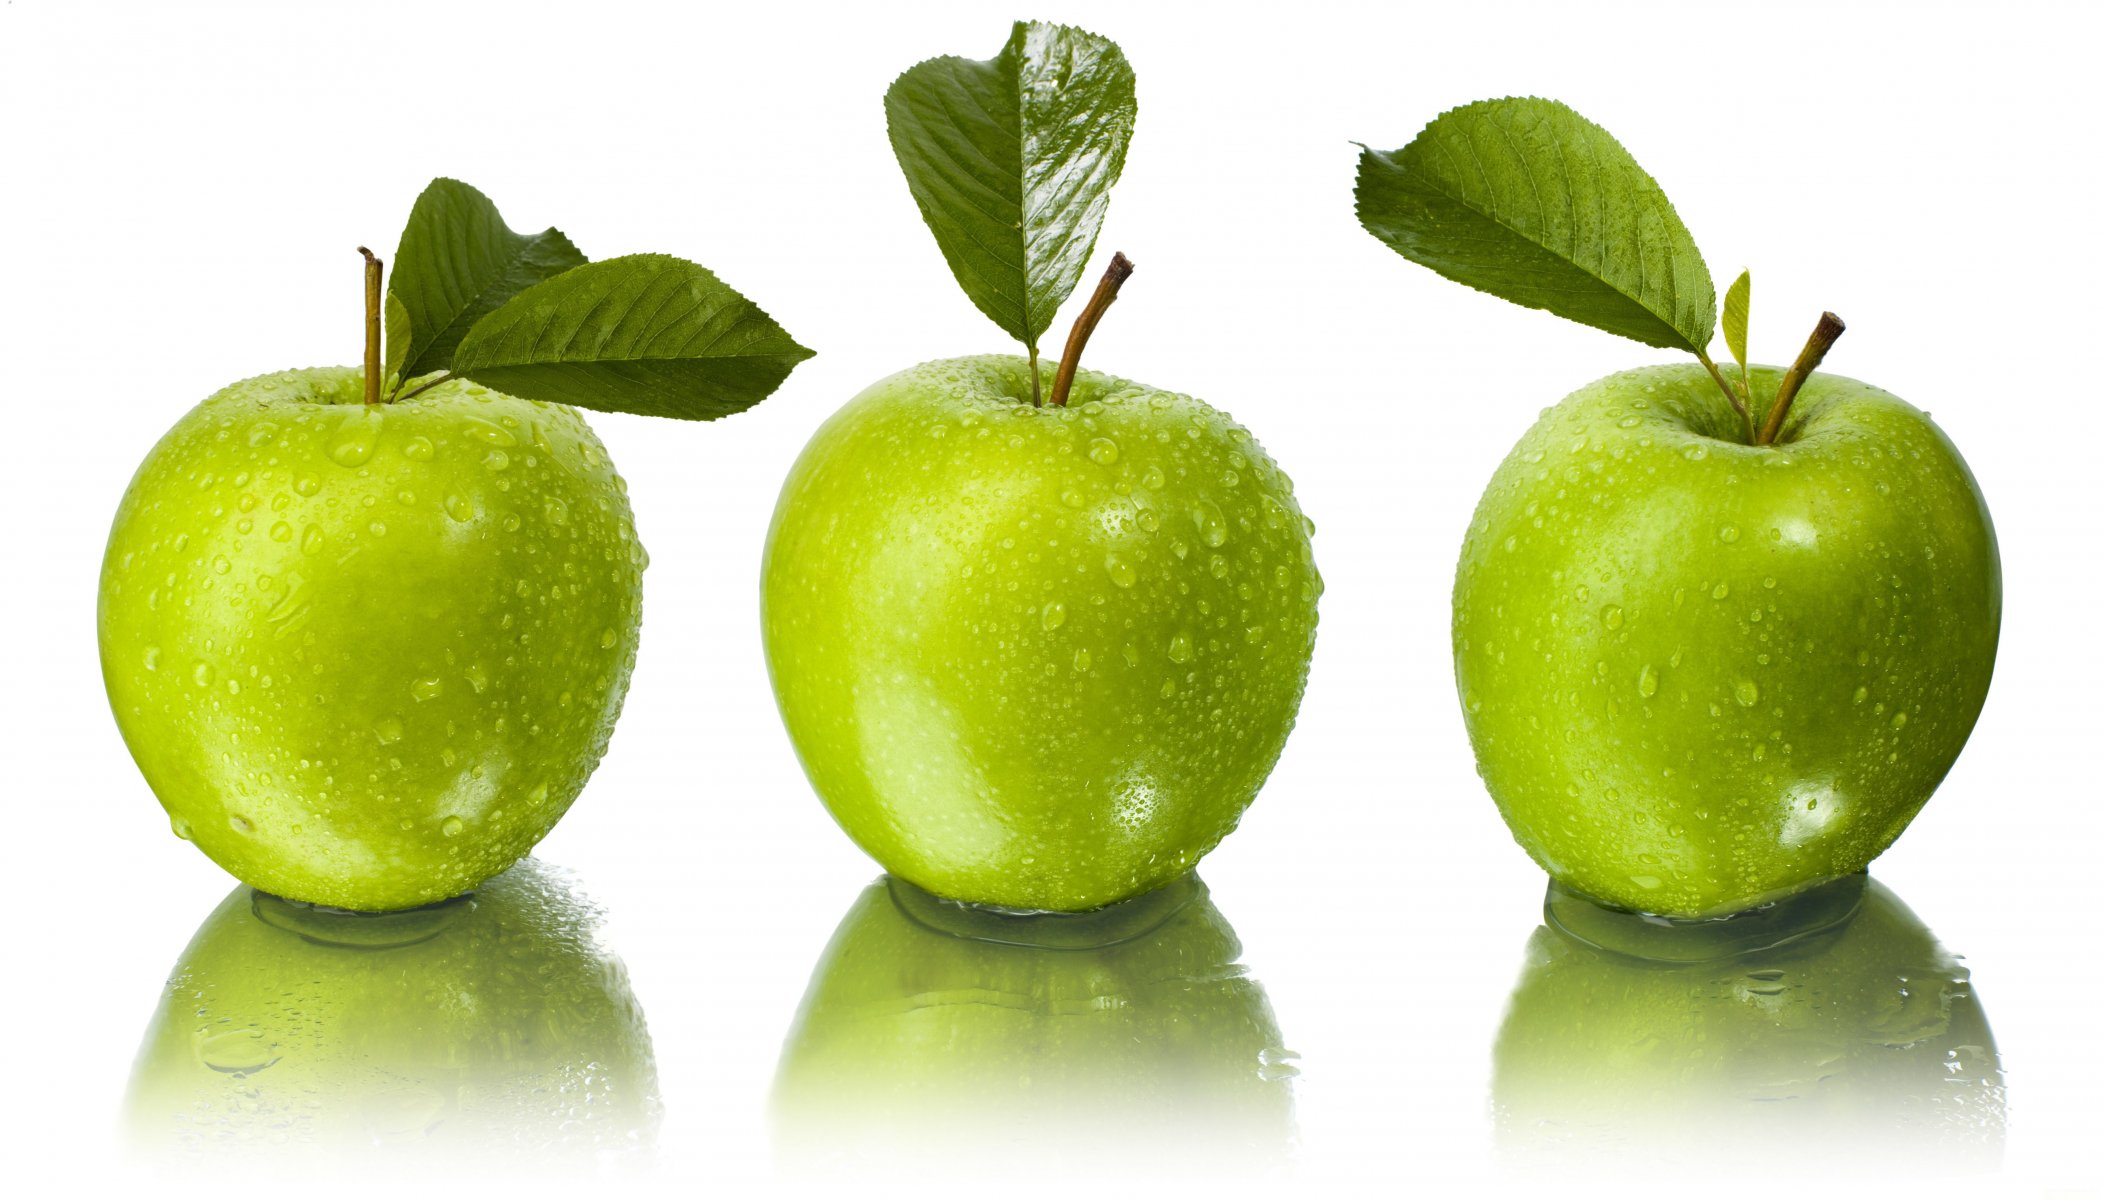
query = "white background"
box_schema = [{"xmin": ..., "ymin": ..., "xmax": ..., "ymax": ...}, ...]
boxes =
[{"xmin": 3, "ymin": 1, "xmax": 2099, "ymax": 1195}]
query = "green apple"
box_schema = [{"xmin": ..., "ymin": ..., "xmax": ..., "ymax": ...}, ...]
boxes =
[
  {"xmin": 126, "ymin": 857, "xmax": 660, "ymax": 1162},
  {"xmin": 99, "ymin": 368, "xmax": 644, "ymax": 910},
  {"xmin": 1455, "ymin": 364, "xmax": 1999, "ymax": 916},
  {"xmin": 761, "ymin": 355, "xmax": 1320, "ymax": 911},
  {"xmin": 1494, "ymin": 875, "xmax": 2003, "ymax": 1164},
  {"xmin": 773, "ymin": 873, "xmax": 1294, "ymax": 1163}
]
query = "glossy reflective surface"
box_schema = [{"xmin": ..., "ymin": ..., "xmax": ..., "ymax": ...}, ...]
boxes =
[
  {"xmin": 772, "ymin": 873, "xmax": 1295, "ymax": 1173},
  {"xmin": 1495, "ymin": 875, "xmax": 2003, "ymax": 1170},
  {"xmin": 125, "ymin": 858, "xmax": 659, "ymax": 1167}
]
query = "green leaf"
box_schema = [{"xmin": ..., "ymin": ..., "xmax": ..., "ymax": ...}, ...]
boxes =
[
  {"xmin": 450, "ymin": 254, "xmax": 813, "ymax": 420},
  {"xmin": 885, "ymin": 20, "xmax": 1137, "ymax": 350},
  {"xmin": 385, "ymin": 178, "xmax": 586, "ymax": 381},
  {"xmin": 1354, "ymin": 97, "xmax": 1717, "ymax": 354},
  {"xmin": 1722, "ymin": 269, "xmax": 1751, "ymax": 371}
]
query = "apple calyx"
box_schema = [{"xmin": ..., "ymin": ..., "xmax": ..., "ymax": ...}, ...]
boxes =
[
  {"xmin": 359, "ymin": 247, "xmax": 384, "ymax": 406},
  {"xmin": 1045, "ymin": 252, "xmax": 1134, "ymax": 409},
  {"xmin": 1755, "ymin": 311, "xmax": 1846, "ymax": 445}
]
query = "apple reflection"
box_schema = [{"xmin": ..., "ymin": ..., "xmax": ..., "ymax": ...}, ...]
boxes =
[
  {"xmin": 126, "ymin": 858, "xmax": 659, "ymax": 1167},
  {"xmin": 1494, "ymin": 874, "xmax": 2003, "ymax": 1170},
  {"xmin": 773, "ymin": 873, "xmax": 1295, "ymax": 1171}
]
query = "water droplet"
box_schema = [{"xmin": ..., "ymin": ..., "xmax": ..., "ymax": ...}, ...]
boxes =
[
  {"xmin": 328, "ymin": 408, "xmax": 382, "ymax": 467},
  {"xmin": 1711, "ymin": 582, "xmax": 1731, "ymax": 600},
  {"xmin": 1041, "ymin": 600, "xmax": 1068, "ymax": 630},
  {"xmin": 1073, "ymin": 648, "xmax": 1092, "ymax": 671},
  {"xmin": 269, "ymin": 520, "xmax": 294, "ymax": 543},
  {"xmin": 1136, "ymin": 508, "xmax": 1159, "ymax": 533},
  {"xmin": 1603, "ymin": 605, "xmax": 1624, "ymax": 630},
  {"xmin": 196, "ymin": 1028, "xmax": 275, "ymax": 1076},
  {"xmin": 1683, "ymin": 444, "xmax": 1708, "ymax": 461},
  {"xmin": 600, "ymin": 627, "xmax": 619, "ymax": 649},
  {"xmin": 227, "ymin": 814, "xmax": 253, "ymax": 834},
  {"xmin": 191, "ymin": 661, "xmax": 215, "ymax": 687},
  {"xmin": 1718, "ymin": 524, "xmax": 1741, "ymax": 543},
  {"xmin": 1891, "ymin": 711, "xmax": 1908, "ymax": 730},
  {"xmin": 1637, "ymin": 664, "xmax": 1660, "ymax": 698},
  {"xmin": 1194, "ymin": 501, "xmax": 1229, "ymax": 548},
  {"xmin": 444, "ymin": 493, "xmax": 474, "ymax": 522},
  {"xmin": 143, "ymin": 646, "xmax": 162, "ymax": 671},
  {"xmin": 1734, "ymin": 679, "xmax": 1760, "ymax": 706},
  {"xmin": 440, "ymin": 816, "xmax": 465, "ymax": 838},
  {"xmin": 1105, "ymin": 554, "xmax": 1137, "ymax": 588},
  {"xmin": 1853, "ymin": 685, "xmax": 1869, "ymax": 705},
  {"xmin": 300, "ymin": 524, "xmax": 324, "ymax": 555},
  {"xmin": 464, "ymin": 417, "xmax": 518, "ymax": 448},
  {"xmin": 411, "ymin": 677, "xmax": 443, "ymax": 702},
  {"xmin": 1167, "ymin": 631, "xmax": 1194, "ymax": 663},
  {"xmin": 1087, "ymin": 437, "xmax": 1120, "ymax": 465},
  {"xmin": 484, "ymin": 449, "xmax": 511, "ymax": 472},
  {"xmin": 1141, "ymin": 466, "xmax": 1166, "ymax": 489},
  {"xmin": 293, "ymin": 474, "xmax": 322, "ymax": 498},
  {"xmin": 211, "ymin": 555, "xmax": 231, "ymax": 575},
  {"xmin": 374, "ymin": 716, "xmax": 405, "ymax": 744},
  {"xmin": 1061, "ymin": 488, "xmax": 1085, "ymax": 508},
  {"xmin": 403, "ymin": 435, "xmax": 435, "ymax": 462},
  {"xmin": 1160, "ymin": 678, "xmax": 1177, "ymax": 698},
  {"xmin": 465, "ymin": 664, "xmax": 489, "ymax": 694},
  {"xmin": 1629, "ymin": 874, "xmax": 1662, "ymax": 890}
]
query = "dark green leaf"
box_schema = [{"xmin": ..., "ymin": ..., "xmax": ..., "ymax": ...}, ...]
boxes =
[
  {"xmin": 1722, "ymin": 269, "xmax": 1751, "ymax": 371},
  {"xmin": 386, "ymin": 178, "xmax": 586, "ymax": 381},
  {"xmin": 450, "ymin": 254, "xmax": 813, "ymax": 420},
  {"xmin": 885, "ymin": 20, "xmax": 1136, "ymax": 349},
  {"xmin": 1355, "ymin": 98, "xmax": 1716, "ymax": 353}
]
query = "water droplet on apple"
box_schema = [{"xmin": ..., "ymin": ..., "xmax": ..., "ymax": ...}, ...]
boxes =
[
  {"xmin": 1041, "ymin": 601, "xmax": 1068, "ymax": 630},
  {"xmin": 1718, "ymin": 524, "xmax": 1741, "ymax": 543},
  {"xmin": 1891, "ymin": 711, "xmax": 1908, "ymax": 730},
  {"xmin": 1167, "ymin": 632, "xmax": 1194, "ymax": 663},
  {"xmin": 1088, "ymin": 437, "xmax": 1120, "ymax": 465},
  {"xmin": 464, "ymin": 417, "xmax": 518, "ymax": 448},
  {"xmin": 1209, "ymin": 554, "xmax": 1229, "ymax": 579},
  {"xmin": 1712, "ymin": 582, "xmax": 1731, "ymax": 600},
  {"xmin": 327, "ymin": 408, "xmax": 381, "ymax": 467},
  {"xmin": 1683, "ymin": 445, "xmax": 1708, "ymax": 461},
  {"xmin": 210, "ymin": 555, "xmax": 230, "ymax": 575},
  {"xmin": 465, "ymin": 664, "xmax": 489, "ymax": 693},
  {"xmin": 192, "ymin": 661, "xmax": 215, "ymax": 687},
  {"xmin": 195, "ymin": 1028, "xmax": 275, "ymax": 1076},
  {"xmin": 411, "ymin": 676, "xmax": 443, "ymax": 702},
  {"xmin": 143, "ymin": 645, "xmax": 161, "ymax": 671},
  {"xmin": 1160, "ymin": 678, "xmax": 1177, "ymax": 698},
  {"xmin": 1061, "ymin": 488, "xmax": 1085, "ymax": 508},
  {"xmin": 1194, "ymin": 502, "xmax": 1230, "ymax": 548},
  {"xmin": 1637, "ymin": 664, "xmax": 1659, "ymax": 698},
  {"xmin": 1628, "ymin": 874, "xmax": 1662, "ymax": 890},
  {"xmin": 227, "ymin": 814, "xmax": 253, "ymax": 834},
  {"xmin": 374, "ymin": 716, "xmax": 405, "ymax": 744},
  {"xmin": 1602, "ymin": 605, "xmax": 1624, "ymax": 630},
  {"xmin": 485, "ymin": 449, "xmax": 511, "ymax": 471},
  {"xmin": 1734, "ymin": 679, "xmax": 1760, "ymax": 707},
  {"xmin": 600, "ymin": 627, "xmax": 619, "ymax": 649},
  {"xmin": 169, "ymin": 815, "xmax": 190, "ymax": 840},
  {"xmin": 1073, "ymin": 648, "xmax": 1092, "ymax": 671},
  {"xmin": 293, "ymin": 474, "xmax": 321, "ymax": 497},
  {"xmin": 1105, "ymin": 554, "xmax": 1137, "ymax": 588},
  {"xmin": 441, "ymin": 816, "xmax": 465, "ymax": 838},
  {"xmin": 403, "ymin": 435, "xmax": 435, "ymax": 461},
  {"xmin": 444, "ymin": 493, "xmax": 474, "ymax": 522},
  {"xmin": 1853, "ymin": 685, "xmax": 1869, "ymax": 705},
  {"xmin": 300, "ymin": 524, "xmax": 324, "ymax": 554},
  {"xmin": 1141, "ymin": 466, "xmax": 1166, "ymax": 489}
]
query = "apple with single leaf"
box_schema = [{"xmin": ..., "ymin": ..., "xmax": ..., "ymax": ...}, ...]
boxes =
[
  {"xmin": 762, "ymin": 22, "xmax": 1320, "ymax": 911},
  {"xmin": 1356, "ymin": 99, "xmax": 1998, "ymax": 916}
]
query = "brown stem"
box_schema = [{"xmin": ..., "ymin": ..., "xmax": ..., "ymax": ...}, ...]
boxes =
[
  {"xmin": 359, "ymin": 247, "xmax": 383, "ymax": 405},
  {"xmin": 1047, "ymin": 252, "xmax": 1134, "ymax": 409},
  {"xmin": 1756, "ymin": 312, "xmax": 1845, "ymax": 445},
  {"xmin": 1027, "ymin": 344, "xmax": 1042, "ymax": 407}
]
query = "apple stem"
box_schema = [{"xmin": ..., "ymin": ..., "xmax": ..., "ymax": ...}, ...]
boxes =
[
  {"xmin": 1694, "ymin": 348, "xmax": 1752, "ymax": 438},
  {"xmin": 1756, "ymin": 312, "xmax": 1845, "ymax": 445},
  {"xmin": 359, "ymin": 246, "xmax": 383, "ymax": 406},
  {"xmin": 1047, "ymin": 252, "xmax": 1134, "ymax": 409},
  {"xmin": 1028, "ymin": 345, "xmax": 1043, "ymax": 407}
]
